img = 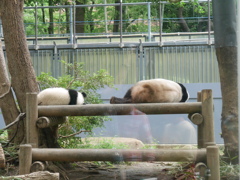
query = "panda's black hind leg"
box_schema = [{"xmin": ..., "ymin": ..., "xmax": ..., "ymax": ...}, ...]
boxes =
[{"xmin": 110, "ymin": 96, "xmax": 132, "ymax": 104}]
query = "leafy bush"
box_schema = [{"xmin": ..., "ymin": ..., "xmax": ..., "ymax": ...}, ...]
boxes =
[{"xmin": 37, "ymin": 61, "xmax": 115, "ymax": 148}]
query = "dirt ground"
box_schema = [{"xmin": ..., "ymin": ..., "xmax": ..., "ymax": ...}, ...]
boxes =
[
  {"xmin": 65, "ymin": 161, "xmax": 175, "ymax": 180},
  {"xmin": 0, "ymin": 138, "xmax": 211, "ymax": 180},
  {"xmin": 0, "ymin": 137, "xmax": 200, "ymax": 180},
  {"xmin": 0, "ymin": 161, "xmax": 176, "ymax": 180}
]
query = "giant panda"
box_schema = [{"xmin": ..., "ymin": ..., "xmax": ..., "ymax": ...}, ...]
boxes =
[
  {"xmin": 110, "ymin": 78, "xmax": 189, "ymax": 104},
  {"xmin": 37, "ymin": 87, "xmax": 87, "ymax": 105}
]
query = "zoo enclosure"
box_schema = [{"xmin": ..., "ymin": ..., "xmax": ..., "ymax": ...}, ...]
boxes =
[
  {"xmin": 1, "ymin": 1, "xmax": 217, "ymax": 85},
  {"xmin": 19, "ymin": 89, "xmax": 220, "ymax": 179}
]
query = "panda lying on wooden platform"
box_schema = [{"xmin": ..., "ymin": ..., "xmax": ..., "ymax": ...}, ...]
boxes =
[
  {"xmin": 110, "ymin": 78, "xmax": 189, "ymax": 104},
  {"xmin": 37, "ymin": 87, "xmax": 87, "ymax": 105}
]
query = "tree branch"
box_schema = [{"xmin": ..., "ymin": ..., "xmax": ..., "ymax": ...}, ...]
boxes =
[
  {"xmin": 1, "ymin": 113, "xmax": 26, "ymax": 132},
  {"xmin": 0, "ymin": 86, "xmax": 11, "ymax": 99}
]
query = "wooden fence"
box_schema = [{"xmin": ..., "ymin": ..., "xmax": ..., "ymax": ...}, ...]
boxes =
[{"xmin": 19, "ymin": 89, "xmax": 220, "ymax": 180}]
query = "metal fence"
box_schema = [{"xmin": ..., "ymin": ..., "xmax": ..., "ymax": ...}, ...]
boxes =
[
  {"xmin": 2, "ymin": 1, "xmax": 217, "ymax": 85},
  {"xmin": 16, "ymin": 1, "xmax": 213, "ymax": 46},
  {"xmin": 31, "ymin": 45, "xmax": 219, "ymax": 84}
]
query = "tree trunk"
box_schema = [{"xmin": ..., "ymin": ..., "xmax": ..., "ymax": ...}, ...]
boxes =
[
  {"xmin": 0, "ymin": 0, "xmax": 38, "ymax": 144},
  {"xmin": 41, "ymin": 2, "xmax": 47, "ymax": 34},
  {"xmin": 48, "ymin": 0, "xmax": 54, "ymax": 35},
  {"xmin": 0, "ymin": 0, "xmax": 62, "ymax": 148},
  {"xmin": 88, "ymin": 3, "xmax": 94, "ymax": 33},
  {"xmin": 75, "ymin": 0, "xmax": 85, "ymax": 34},
  {"xmin": 64, "ymin": 2, "xmax": 70, "ymax": 34},
  {"xmin": 0, "ymin": 40, "xmax": 20, "ymax": 142},
  {"xmin": 122, "ymin": 6, "xmax": 128, "ymax": 32},
  {"xmin": 177, "ymin": 7, "xmax": 190, "ymax": 32},
  {"xmin": 213, "ymin": 0, "xmax": 238, "ymax": 164},
  {"xmin": 113, "ymin": 0, "xmax": 120, "ymax": 33},
  {"xmin": 0, "ymin": 0, "xmax": 39, "ymax": 112},
  {"xmin": 216, "ymin": 47, "xmax": 238, "ymax": 164}
]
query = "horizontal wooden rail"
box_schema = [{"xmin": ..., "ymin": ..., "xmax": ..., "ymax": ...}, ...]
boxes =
[
  {"xmin": 32, "ymin": 148, "xmax": 206, "ymax": 162},
  {"xmin": 38, "ymin": 102, "xmax": 202, "ymax": 117},
  {"xmin": 36, "ymin": 116, "xmax": 66, "ymax": 128}
]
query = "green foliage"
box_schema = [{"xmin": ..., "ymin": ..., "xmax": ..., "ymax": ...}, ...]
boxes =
[
  {"xmin": 220, "ymin": 159, "xmax": 240, "ymax": 180},
  {"xmin": 23, "ymin": 0, "xmax": 211, "ymax": 36},
  {"xmin": 79, "ymin": 137, "xmax": 129, "ymax": 149},
  {"xmin": 219, "ymin": 146, "xmax": 240, "ymax": 179},
  {"xmin": 59, "ymin": 136, "xmax": 129, "ymax": 150},
  {"xmin": 0, "ymin": 130, "xmax": 8, "ymax": 145},
  {"xmin": 60, "ymin": 137, "xmax": 130, "ymax": 165},
  {"xmin": 37, "ymin": 61, "xmax": 115, "ymax": 147},
  {"xmin": 0, "ymin": 130, "xmax": 19, "ymax": 166},
  {"xmin": 167, "ymin": 147, "xmax": 240, "ymax": 180}
]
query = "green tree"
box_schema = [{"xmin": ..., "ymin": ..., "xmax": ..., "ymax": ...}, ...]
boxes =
[
  {"xmin": 37, "ymin": 61, "xmax": 115, "ymax": 148},
  {"xmin": 24, "ymin": 0, "xmax": 211, "ymax": 36},
  {"xmin": 155, "ymin": 0, "xmax": 210, "ymax": 33}
]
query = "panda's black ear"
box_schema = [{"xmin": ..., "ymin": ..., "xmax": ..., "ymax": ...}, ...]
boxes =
[{"xmin": 82, "ymin": 92, "xmax": 87, "ymax": 98}]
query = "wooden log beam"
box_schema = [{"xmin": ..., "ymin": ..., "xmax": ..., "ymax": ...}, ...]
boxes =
[
  {"xmin": 1, "ymin": 171, "xmax": 59, "ymax": 180},
  {"xmin": 188, "ymin": 113, "xmax": 203, "ymax": 125},
  {"xmin": 38, "ymin": 102, "xmax": 202, "ymax": 117},
  {"xmin": 30, "ymin": 161, "xmax": 46, "ymax": 172},
  {"xmin": 195, "ymin": 162, "xmax": 207, "ymax": 178},
  {"xmin": 36, "ymin": 116, "xmax": 66, "ymax": 128},
  {"xmin": 32, "ymin": 148, "xmax": 206, "ymax": 163}
]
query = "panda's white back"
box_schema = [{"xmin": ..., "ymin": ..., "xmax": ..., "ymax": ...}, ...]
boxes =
[
  {"xmin": 131, "ymin": 78, "xmax": 183, "ymax": 103},
  {"xmin": 37, "ymin": 87, "xmax": 71, "ymax": 105}
]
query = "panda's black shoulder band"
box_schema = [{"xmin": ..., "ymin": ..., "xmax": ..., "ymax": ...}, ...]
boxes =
[
  {"xmin": 82, "ymin": 92, "xmax": 87, "ymax": 98},
  {"xmin": 68, "ymin": 89, "xmax": 78, "ymax": 105},
  {"xmin": 178, "ymin": 83, "xmax": 189, "ymax": 102}
]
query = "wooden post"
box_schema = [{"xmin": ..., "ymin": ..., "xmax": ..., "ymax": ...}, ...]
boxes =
[
  {"xmin": 197, "ymin": 91, "xmax": 204, "ymax": 148},
  {"xmin": 26, "ymin": 93, "xmax": 38, "ymax": 148},
  {"xmin": 0, "ymin": 144, "xmax": 5, "ymax": 168},
  {"xmin": 207, "ymin": 145, "xmax": 220, "ymax": 180},
  {"xmin": 201, "ymin": 89, "xmax": 215, "ymax": 147},
  {"xmin": 19, "ymin": 144, "xmax": 32, "ymax": 175}
]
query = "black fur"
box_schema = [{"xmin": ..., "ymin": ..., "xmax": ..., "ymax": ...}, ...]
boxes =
[
  {"xmin": 68, "ymin": 89, "xmax": 78, "ymax": 105},
  {"xmin": 178, "ymin": 83, "xmax": 189, "ymax": 102},
  {"xmin": 82, "ymin": 92, "xmax": 87, "ymax": 98},
  {"xmin": 123, "ymin": 88, "xmax": 132, "ymax": 99}
]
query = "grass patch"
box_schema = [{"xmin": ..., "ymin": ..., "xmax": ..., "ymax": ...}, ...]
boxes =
[{"xmin": 79, "ymin": 137, "xmax": 130, "ymax": 149}]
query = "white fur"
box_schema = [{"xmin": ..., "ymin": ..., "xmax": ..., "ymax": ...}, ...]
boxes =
[
  {"xmin": 37, "ymin": 87, "xmax": 84, "ymax": 105},
  {"xmin": 131, "ymin": 78, "xmax": 187, "ymax": 103}
]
